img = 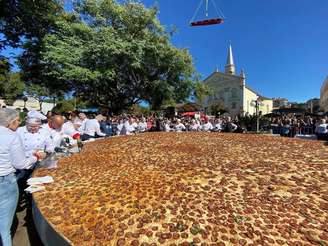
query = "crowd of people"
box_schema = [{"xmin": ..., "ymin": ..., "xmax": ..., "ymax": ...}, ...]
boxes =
[
  {"xmin": 263, "ymin": 115, "xmax": 328, "ymax": 139},
  {"xmin": 1, "ymin": 107, "xmax": 328, "ymax": 245},
  {"xmin": 69, "ymin": 111, "xmax": 328, "ymax": 141},
  {"xmin": 101, "ymin": 114, "xmax": 244, "ymax": 135}
]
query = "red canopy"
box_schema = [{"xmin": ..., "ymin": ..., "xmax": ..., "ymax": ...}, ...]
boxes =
[
  {"xmin": 181, "ymin": 112, "xmax": 196, "ymax": 117},
  {"xmin": 181, "ymin": 112, "xmax": 207, "ymax": 120}
]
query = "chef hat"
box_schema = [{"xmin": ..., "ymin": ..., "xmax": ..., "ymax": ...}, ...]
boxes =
[
  {"xmin": 26, "ymin": 117, "xmax": 42, "ymax": 125},
  {"xmin": 0, "ymin": 108, "xmax": 19, "ymax": 127},
  {"xmin": 27, "ymin": 110, "xmax": 47, "ymax": 120}
]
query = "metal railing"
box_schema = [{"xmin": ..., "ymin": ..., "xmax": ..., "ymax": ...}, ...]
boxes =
[{"xmin": 266, "ymin": 124, "xmax": 315, "ymax": 137}]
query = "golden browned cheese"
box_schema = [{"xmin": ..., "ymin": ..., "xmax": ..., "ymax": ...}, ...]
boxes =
[{"xmin": 33, "ymin": 132, "xmax": 328, "ymax": 246}]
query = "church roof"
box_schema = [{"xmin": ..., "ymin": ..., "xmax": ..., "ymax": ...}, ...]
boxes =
[
  {"xmin": 258, "ymin": 95, "xmax": 272, "ymax": 101},
  {"xmin": 246, "ymin": 86, "xmax": 272, "ymax": 101},
  {"xmin": 203, "ymin": 70, "xmax": 243, "ymax": 82},
  {"xmin": 245, "ymin": 85, "xmax": 258, "ymax": 95}
]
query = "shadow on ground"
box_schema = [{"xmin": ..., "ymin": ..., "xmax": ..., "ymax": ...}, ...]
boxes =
[{"xmin": 11, "ymin": 184, "xmax": 44, "ymax": 246}]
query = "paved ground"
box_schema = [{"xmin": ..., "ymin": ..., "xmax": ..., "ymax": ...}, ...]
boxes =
[{"xmin": 11, "ymin": 191, "xmax": 43, "ymax": 246}]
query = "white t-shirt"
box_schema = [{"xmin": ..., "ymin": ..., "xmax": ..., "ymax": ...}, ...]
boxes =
[
  {"xmin": 78, "ymin": 119, "xmax": 88, "ymax": 134},
  {"xmin": 315, "ymin": 123, "xmax": 328, "ymax": 134},
  {"xmin": 83, "ymin": 119, "xmax": 106, "ymax": 137},
  {"xmin": 175, "ymin": 123, "xmax": 186, "ymax": 132},
  {"xmin": 214, "ymin": 123, "xmax": 223, "ymax": 131},
  {"xmin": 126, "ymin": 121, "xmax": 137, "ymax": 135},
  {"xmin": 0, "ymin": 126, "xmax": 37, "ymax": 176},
  {"xmin": 117, "ymin": 123, "xmax": 124, "ymax": 135},
  {"xmin": 73, "ymin": 117, "xmax": 83, "ymax": 127},
  {"xmin": 202, "ymin": 122, "xmax": 213, "ymax": 132},
  {"xmin": 138, "ymin": 122, "xmax": 148, "ymax": 132},
  {"xmin": 62, "ymin": 121, "xmax": 80, "ymax": 138},
  {"xmin": 164, "ymin": 123, "xmax": 172, "ymax": 132},
  {"xmin": 131, "ymin": 122, "xmax": 138, "ymax": 130},
  {"xmin": 189, "ymin": 123, "xmax": 200, "ymax": 131}
]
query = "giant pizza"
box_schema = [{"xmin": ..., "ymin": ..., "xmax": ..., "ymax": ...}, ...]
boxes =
[{"xmin": 33, "ymin": 132, "xmax": 328, "ymax": 245}]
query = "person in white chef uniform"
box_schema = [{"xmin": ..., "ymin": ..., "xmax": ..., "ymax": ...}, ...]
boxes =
[
  {"xmin": 16, "ymin": 112, "xmax": 53, "ymax": 180},
  {"xmin": 43, "ymin": 115, "xmax": 81, "ymax": 148},
  {"xmin": 17, "ymin": 118, "xmax": 54, "ymax": 157}
]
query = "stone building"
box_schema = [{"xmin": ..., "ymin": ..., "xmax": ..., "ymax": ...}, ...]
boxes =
[
  {"xmin": 306, "ymin": 98, "xmax": 320, "ymax": 113},
  {"xmin": 320, "ymin": 76, "xmax": 328, "ymax": 112},
  {"xmin": 273, "ymin": 98, "xmax": 289, "ymax": 109},
  {"xmin": 202, "ymin": 45, "xmax": 273, "ymax": 116}
]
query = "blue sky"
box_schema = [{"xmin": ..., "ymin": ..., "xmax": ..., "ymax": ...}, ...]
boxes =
[
  {"xmin": 2, "ymin": 0, "xmax": 327, "ymax": 103},
  {"xmin": 140, "ymin": 0, "xmax": 328, "ymax": 102}
]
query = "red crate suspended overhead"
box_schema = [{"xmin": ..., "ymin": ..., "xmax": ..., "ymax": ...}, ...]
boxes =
[
  {"xmin": 190, "ymin": 0, "xmax": 225, "ymax": 27},
  {"xmin": 190, "ymin": 18, "xmax": 224, "ymax": 27}
]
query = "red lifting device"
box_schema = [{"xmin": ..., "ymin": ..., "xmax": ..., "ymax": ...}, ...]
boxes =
[
  {"xmin": 190, "ymin": 18, "xmax": 224, "ymax": 27},
  {"xmin": 190, "ymin": 0, "xmax": 225, "ymax": 27}
]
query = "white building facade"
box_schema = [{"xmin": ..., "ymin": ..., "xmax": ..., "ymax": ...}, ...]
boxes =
[
  {"xmin": 0, "ymin": 97, "xmax": 55, "ymax": 114},
  {"xmin": 203, "ymin": 45, "xmax": 273, "ymax": 116},
  {"xmin": 320, "ymin": 77, "xmax": 328, "ymax": 112}
]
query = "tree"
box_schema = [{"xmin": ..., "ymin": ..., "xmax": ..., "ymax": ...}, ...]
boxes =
[
  {"xmin": 193, "ymin": 82, "xmax": 213, "ymax": 105},
  {"xmin": 210, "ymin": 100, "xmax": 227, "ymax": 116},
  {"xmin": 0, "ymin": 56, "xmax": 11, "ymax": 97},
  {"xmin": 0, "ymin": 0, "xmax": 64, "ymax": 95},
  {"xmin": 129, "ymin": 104, "xmax": 151, "ymax": 116},
  {"xmin": 176, "ymin": 102, "xmax": 202, "ymax": 113},
  {"xmin": 41, "ymin": 0, "xmax": 197, "ymax": 113},
  {"xmin": 0, "ymin": 56, "xmax": 24, "ymax": 103},
  {"xmin": 52, "ymin": 99, "xmax": 75, "ymax": 114},
  {"xmin": 0, "ymin": 0, "xmax": 63, "ymax": 49},
  {"xmin": 2, "ymin": 73, "xmax": 25, "ymax": 105}
]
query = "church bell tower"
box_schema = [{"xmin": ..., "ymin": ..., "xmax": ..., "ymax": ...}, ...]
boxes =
[{"xmin": 225, "ymin": 44, "xmax": 236, "ymax": 75}]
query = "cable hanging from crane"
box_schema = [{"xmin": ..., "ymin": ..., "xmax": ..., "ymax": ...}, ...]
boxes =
[{"xmin": 190, "ymin": 0, "xmax": 225, "ymax": 27}]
